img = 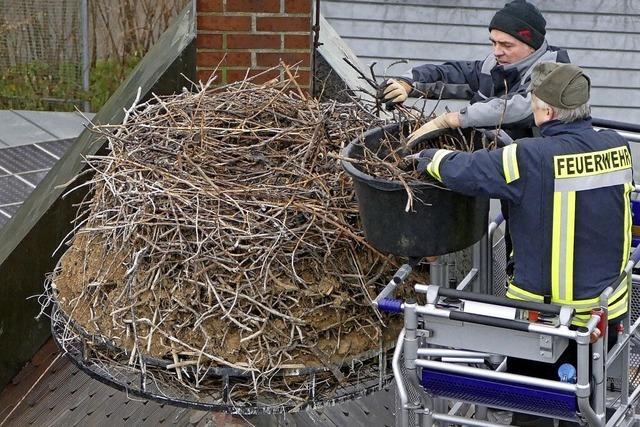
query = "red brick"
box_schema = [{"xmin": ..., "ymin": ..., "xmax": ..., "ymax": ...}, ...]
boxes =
[
  {"xmin": 285, "ymin": 0, "xmax": 311, "ymax": 14},
  {"xmin": 196, "ymin": 0, "xmax": 223, "ymax": 12},
  {"xmin": 226, "ymin": 68, "xmax": 281, "ymax": 84},
  {"xmin": 296, "ymin": 70, "xmax": 311, "ymax": 83},
  {"xmin": 256, "ymin": 52, "xmax": 311, "ymax": 67},
  {"xmin": 227, "ymin": 0, "xmax": 280, "ymax": 13},
  {"xmin": 197, "ymin": 69, "xmax": 220, "ymax": 83},
  {"xmin": 284, "ymin": 34, "xmax": 310, "ymax": 49},
  {"xmin": 196, "ymin": 33, "xmax": 223, "ymax": 49},
  {"xmin": 197, "ymin": 15, "xmax": 251, "ymax": 32},
  {"xmin": 227, "ymin": 33, "xmax": 280, "ymax": 49},
  {"xmin": 256, "ymin": 16, "xmax": 310, "ymax": 32},
  {"xmin": 287, "ymin": 69, "xmax": 311, "ymax": 86},
  {"xmin": 197, "ymin": 51, "xmax": 252, "ymax": 67}
]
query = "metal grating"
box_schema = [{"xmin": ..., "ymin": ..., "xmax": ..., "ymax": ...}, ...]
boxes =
[
  {"xmin": 0, "ymin": 337, "xmax": 398, "ymax": 426},
  {"xmin": 395, "ymin": 358, "xmax": 421, "ymax": 427},
  {"xmin": 629, "ymin": 281, "xmax": 640, "ymax": 380},
  {"xmin": 48, "ymin": 291, "xmax": 394, "ymax": 416},
  {"xmin": 492, "ymin": 234, "xmax": 508, "ymax": 298}
]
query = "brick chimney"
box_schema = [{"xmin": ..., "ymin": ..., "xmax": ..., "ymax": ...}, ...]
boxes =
[{"xmin": 195, "ymin": 0, "xmax": 313, "ymax": 90}]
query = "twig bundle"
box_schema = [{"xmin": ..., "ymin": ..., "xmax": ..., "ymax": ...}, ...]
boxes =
[
  {"xmin": 340, "ymin": 56, "xmax": 494, "ymax": 190},
  {"xmin": 353, "ymin": 127, "xmax": 484, "ymax": 181},
  {"xmin": 46, "ymin": 68, "xmax": 414, "ymax": 405}
]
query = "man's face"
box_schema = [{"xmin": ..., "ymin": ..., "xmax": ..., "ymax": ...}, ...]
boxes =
[{"xmin": 490, "ymin": 29, "xmax": 535, "ymax": 65}]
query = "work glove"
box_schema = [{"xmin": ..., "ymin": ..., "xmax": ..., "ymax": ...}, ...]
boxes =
[
  {"xmin": 405, "ymin": 149, "xmax": 435, "ymax": 174},
  {"xmin": 377, "ymin": 78, "xmax": 411, "ymax": 106},
  {"xmin": 407, "ymin": 112, "xmax": 459, "ymax": 145},
  {"xmin": 480, "ymin": 128, "xmax": 514, "ymax": 147}
]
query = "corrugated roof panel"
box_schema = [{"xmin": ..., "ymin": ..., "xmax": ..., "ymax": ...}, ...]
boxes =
[
  {"xmin": 0, "ymin": 111, "xmax": 58, "ymax": 148},
  {"xmin": 0, "ymin": 176, "xmax": 33, "ymax": 205},
  {"xmin": 326, "ymin": 19, "xmax": 640, "ymax": 63},
  {"xmin": 328, "ymin": 0, "xmax": 640, "ymax": 15},
  {"xmin": 37, "ymin": 139, "xmax": 76, "ymax": 159},
  {"xmin": 0, "ymin": 116, "xmax": 84, "ymax": 231},
  {"xmin": 323, "ymin": 1, "xmax": 640, "ymax": 33},
  {"xmin": 17, "ymin": 170, "xmax": 50, "ymax": 187},
  {"xmin": 0, "ymin": 145, "xmax": 57, "ymax": 174},
  {"xmin": 322, "ymin": 0, "xmax": 640, "ymax": 122},
  {"xmin": 11, "ymin": 111, "xmax": 91, "ymax": 141}
]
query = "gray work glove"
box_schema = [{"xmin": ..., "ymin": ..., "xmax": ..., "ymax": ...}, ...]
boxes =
[
  {"xmin": 405, "ymin": 149, "xmax": 435, "ymax": 174},
  {"xmin": 480, "ymin": 128, "xmax": 514, "ymax": 147}
]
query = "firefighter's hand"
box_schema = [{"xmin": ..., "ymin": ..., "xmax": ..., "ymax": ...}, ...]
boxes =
[
  {"xmin": 378, "ymin": 79, "xmax": 411, "ymax": 105},
  {"xmin": 481, "ymin": 128, "xmax": 514, "ymax": 147},
  {"xmin": 405, "ymin": 149, "xmax": 435, "ymax": 174},
  {"xmin": 407, "ymin": 112, "xmax": 460, "ymax": 144}
]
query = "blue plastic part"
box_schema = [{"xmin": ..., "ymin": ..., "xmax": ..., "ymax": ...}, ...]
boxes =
[
  {"xmin": 558, "ymin": 363, "xmax": 577, "ymax": 383},
  {"xmin": 631, "ymin": 199, "xmax": 640, "ymax": 224},
  {"xmin": 421, "ymin": 368, "xmax": 578, "ymax": 420},
  {"xmin": 632, "ymin": 199, "xmax": 640, "ymax": 247},
  {"xmin": 377, "ymin": 298, "xmax": 403, "ymax": 313}
]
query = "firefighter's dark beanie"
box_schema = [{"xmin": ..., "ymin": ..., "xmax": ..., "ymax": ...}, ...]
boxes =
[{"xmin": 489, "ymin": 0, "xmax": 546, "ymax": 50}]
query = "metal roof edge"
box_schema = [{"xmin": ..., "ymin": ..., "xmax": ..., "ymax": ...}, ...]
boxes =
[
  {"xmin": 317, "ymin": 14, "xmax": 375, "ymax": 103},
  {"xmin": 0, "ymin": 3, "xmax": 196, "ymax": 391}
]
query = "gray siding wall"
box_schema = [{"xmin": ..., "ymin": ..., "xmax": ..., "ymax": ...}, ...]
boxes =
[{"xmin": 321, "ymin": 0, "xmax": 640, "ymax": 123}]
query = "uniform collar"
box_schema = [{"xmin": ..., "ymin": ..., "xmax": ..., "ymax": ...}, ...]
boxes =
[
  {"xmin": 539, "ymin": 117, "xmax": 593, "ymax": 137},
  {"xmin": 502, "ymin": 40, "xmax": 549, "ymax": 73},
  {"xmin": 483, "ymin": 40, "xmax": 550, "ymax": 74}
]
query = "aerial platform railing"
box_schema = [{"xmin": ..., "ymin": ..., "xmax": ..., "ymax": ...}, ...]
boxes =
[
  {"xmin": 376, "ymin": 215, "xmax": 640, "ymax": 427},
  {"xmin": 360, "ymin": 116, "xmax": 640, "ymax": 426}
]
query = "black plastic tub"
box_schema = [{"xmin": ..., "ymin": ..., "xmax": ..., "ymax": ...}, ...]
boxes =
[{"xmin": 341, "ymin": 123, "xmax": 489, "ymax": 257}]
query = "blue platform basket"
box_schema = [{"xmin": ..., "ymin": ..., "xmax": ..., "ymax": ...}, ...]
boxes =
[
  {"xmin": 421, "ymin": 368, "xmax": 578, "ymax": 421},
  {"xmin": 633, "ymin": 199, "xmax": 640, "ymax": 247}
]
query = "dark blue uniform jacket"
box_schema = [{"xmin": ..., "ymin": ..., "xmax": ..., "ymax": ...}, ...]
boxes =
[{"xmin": 423, "ymin": 118, "xmax": 633, "ymax": 324}]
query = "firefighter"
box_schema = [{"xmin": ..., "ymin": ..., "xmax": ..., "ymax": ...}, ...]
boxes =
[
  {"xmin": 378, "ymin": 0, "xmax": 571, "ymax": 263},
  {"xmin": 378, "ymin": 0, "xmax": 569, "ymax": 142},
  {"xmin": 414, "ymin": 62, "xmax": 633, "ymax": 426}
]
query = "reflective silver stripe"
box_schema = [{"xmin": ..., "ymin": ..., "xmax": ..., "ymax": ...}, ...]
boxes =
[
  {"xmin": 502, "ymin": 144, "xmax": 519, "ymax": 183},
  {"xmin": 554, "ymin": 290, "xmax": 628, "ymax": 311},
  {"xmin": 427, "ymin": 149, "xmax": 453, "ymax": 182},
  {"xmin": 506, "ymin": 285, "xmax": 543, "ymax": 301},
  {"xmin": 557, "ymin": 192, "xmax": 569, "ymax": 301},
  {"xmin": 621, "ymin": 182, "xmax": 633, "ymax": 272},
  {"xmin": 554, "ymin": 168, "xmax": 633, "ymax": 192}
]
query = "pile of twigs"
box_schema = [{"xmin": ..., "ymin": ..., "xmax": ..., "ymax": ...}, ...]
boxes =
[
  {"xmin": 355, "ymin": 126, "xmax": 483, "ymax": 178},
  {"xmin": 339, "ymin": 57, "xmax": 491, "ymax": 189},
  {"xmin": 44, "ymin": 66, "xmax": 415, "ymax": 407}
]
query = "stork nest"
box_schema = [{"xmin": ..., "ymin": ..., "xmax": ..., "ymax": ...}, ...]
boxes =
[{"xmin": 42, "ymin": 66, "xmax": 426, "ymax": 409}]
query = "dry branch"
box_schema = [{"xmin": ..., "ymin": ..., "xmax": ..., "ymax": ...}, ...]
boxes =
[{"xmin": 45, "ymin": 66, "xmax": 421, "ymax": 407}]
